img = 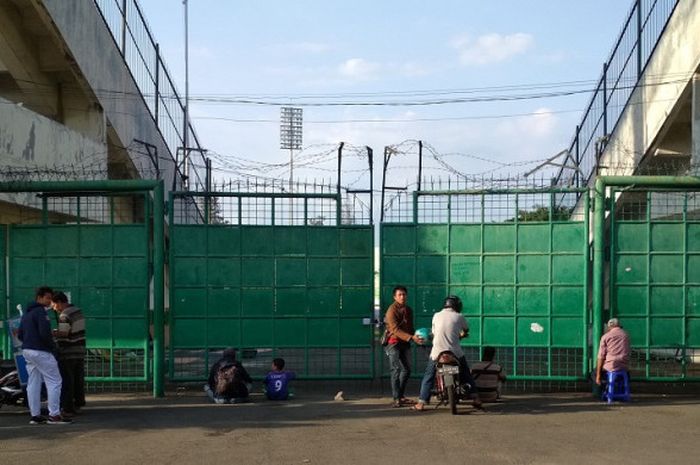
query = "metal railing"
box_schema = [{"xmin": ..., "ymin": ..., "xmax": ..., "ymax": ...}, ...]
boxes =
[
  {"xmin": 554, "ymin": 0, "xmax": 680, "ymax": 188},
  {"xmin": 94, "ymin": 0, "xmax": 208, "ymax": 192}
]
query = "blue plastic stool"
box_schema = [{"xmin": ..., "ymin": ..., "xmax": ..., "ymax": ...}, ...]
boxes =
[{"xmin": 604, "ymin": 370, "xmax": 631, "ymax": 404}]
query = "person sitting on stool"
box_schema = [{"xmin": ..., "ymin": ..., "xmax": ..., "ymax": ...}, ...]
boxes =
[{"xmin": 595, "ymin": 318, "xmax": 630, "ymax": 389}]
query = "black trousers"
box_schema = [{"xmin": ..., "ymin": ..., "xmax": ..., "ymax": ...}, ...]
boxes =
[{"xmin": 58, "ymin": 358, "xmax": 86, "ymax": 413}]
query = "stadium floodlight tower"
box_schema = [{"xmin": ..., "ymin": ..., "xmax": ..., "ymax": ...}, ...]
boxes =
[{"xmin": 280, "ymin": 107, "xmax": 303, "ymax": 194}]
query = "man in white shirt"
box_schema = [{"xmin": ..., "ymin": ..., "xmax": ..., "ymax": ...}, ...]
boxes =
[{"xmin": 413, "ymin": 296, "xmax": 482, "ymax": 411}]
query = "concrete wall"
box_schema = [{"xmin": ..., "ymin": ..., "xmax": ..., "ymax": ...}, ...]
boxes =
[
  {"xmin": 597, "ymin": 0, "xmax": 700, "ymax": 177},
  {"xmin": 35, "ymin": 0, "xmax": 178, "ymax": 188}
]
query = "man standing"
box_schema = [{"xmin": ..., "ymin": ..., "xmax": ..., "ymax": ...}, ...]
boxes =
[
  {"xmin": 595, "ymin": 318, "xmax": 631, "ymax": 385},
  {"xmin": 384, "ymin": 285, "xmax": 423, "ymax": 408},
  {"xmin": 51, "ymin": 291, "xmax": 86, "ymax": 417},
  {"xmin": 17, "ymin": 286, "xmax": 71, "ymax": 424},
  {"xmin": 413, "ymin": 295, "xmax": 481, "ymax": 411}
]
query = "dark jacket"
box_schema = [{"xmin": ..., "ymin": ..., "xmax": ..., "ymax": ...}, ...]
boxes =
[
  {"xmin": 17, "ymin": 301, "xmax": 56, "ymax": 353},
  {"xmin": 207, "ymin": 356, "xmax": 253, "ymax": 399},
  {"xmin": 384, "ymin": 302, "xmax": 415, "ymax": 345}
]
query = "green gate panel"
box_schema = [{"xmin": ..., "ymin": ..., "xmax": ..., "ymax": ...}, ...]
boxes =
[
  {"xmin": 483, "ymin": 318, "xmax": 514, "ymax": 345},
  {"xmin": 80, "ymin": 258, "xmax": 113, "ymax": 286},
  {"xmin": 517, "ymin": 256, "xmax": 549, "ymax": 284},
  {"xmin": 340, "ymin": 229, "xmax": 372, "ymax": 256},
  {"xmin": 207, "ymin": 258, "xmax": 240, "ymax": 286},
  {"xmin": 0, "ymin": 226, "xmax": 5, "ymax": 356},
  {"xmin": 483, "ymin": 225, "xmax": 515, "ymax": 253},
  {"xmin": 208, "ymin": 319, "xmax": 240, "ymax": 347},
  {"xmin": 45, "ymin": 227, "xmax": 79, "ymax": 256},
  {"xmin": 551, "ymin": 317, "xmax": 583, "ymax": 347},
  {"xmin": 276, "ymin": 258, "xmax": 306, "ymax": 286},
  {"xmin": 688, "ymin": 224, "xmax": 700, "ymax": 251},
  {"xmin": 517, "ymin": 287, "xmax": 549, "ymax": 315},
  {"xmin": 241, "ymin": 319, "xmax": 273, "ymax": 347},
  {"xmin": 518, "ymin": 224, "xmax": 549, "ymax": 252},
  {"xmin": 81, "ymin": 288, "xmax": 110, "ymax": 316},
  {"xmin": 649, "ymin": 255, "xmax": 683, "ymax": 283},
  {"xmin": 340, "ymin": 319, "xmax": 370, "ymax": 345},
  {"xmin": 173, "ymin": 319, "xmax": 206, "ymax": 347},
  {"xmin": 687, "ymin": 256, "xmax": 700, "ymax": 282},
  {"xmin": 308, "ymin": 258, "xmax": 340, "ymax": 285},
  {"xmin": 551, "ymin": 287, "xmax": 583, "ymax": 315},
  {"xmin": 614, "ymin": 286, "xmax": 647, "ymax": 316},
  {"xmin": 650, "ymin": 223, "xmax": 684, "ymax": 252},
  {"xmin": 114, "ymin": 258, "xmax": 147, "ymax": 286},
  {"xmin": 173, "ymin": 288, "xmax": 206, "ymax": 317},
  {"xmin": 45, "ymin": 259, "xmax": 78, "ymax": 287},
  {"xmin": 450, "ymin": 225, "xmax": 481, "ymax": 253},
  {"xmin": 240, "ymin": 227, "xmax": 274, "ymax": 255},
  {"xmin": 276, "ymin": 288, "xmax": 306, "ymax": 315},
  {"xmin": 516, "ymin": 318, "xmax": 549, "ymax": 346},
  {"xmin": 688, "ymin": 318, "xmax": 700, "ymax": 346},
  {"xmin": 483, "ymin": 256, "xmax": 514, "ymax": 284},
  {"xmin": 275, "ymin": 228, "xmax": 307, "ymax": 255},
  {"xmin": 622, "ymin": 318, "xmax": 647, "ymax": 347},
  {"xmin": 650, "ymin": 318, "xmax": 683, "ymax": 347},
  {"xmin": 307, "ymin": 228, "xmax": 339, "ymax": 255},
  {"xmin": 483, "ymin": 286, "xmax": 514, "ymax": 315},
  {"xmin": 86, "ymin": 319, "xmax": 112, "ymax": 347},
  {"xmin": 383, "ymin": 256, "xmax": 414, "ymax": 284},
  {"xmin": 114, "ymin": 288, "xmax": 148, "ymax": 317},
  {"xmin": 615, "ymin": 223, "xmax": 648, "ymax": 252},
  {"xmin": 241, "ymin": 289, "xmax": 274, "ymax": 316},
  {"xmin": 688, "ymin": 287, "xmax": 700, "ymax": 315},
  {"xmin": 11, "ymin": 258, "xmax": 44, "ymax": 285},
  {"xmin": 274, "ymin": 319, "xmax": 306, "ymax": 346},
  {"xmin": 10, "ymin": 228, "xmax": 45, "ymax": 256},
  {"xmin": 450, "ymin": 286, "xmax": 480, "ymax": 314},
  {"xmin": 173, "ymin": 257, "xmax": 206, "ymax": 286},
  {"xmin": 208, "ymin": 288, "xmax": 240, "ymax": 316},
  {"xmin": 552, "ymin": 223, "xmax": 584, "ymax": 252},
  {"xmin": 551, "ymin": 255, "xmax": 583, "ymax": 284},
  {"xmin": 341, "ymin": 258, "xmax": 371, "ymax": 285},
  {"xmin": 417, "ymin": 226, "xmax": 447, "ymax": 254},
  {"xmin": 650, "ymin": 286, "xmax": 683, "ymax": 315},
  {"xmin": 113, "ymin": 319, "xmax": 147, "ymax": 348},
  {"xmin": 208, "ymin": 227, "xmax": 240, "ymax": 255},
  {"xmin": 450, "ymin": 256, "xmax": 480, "ymax": 284},
  {"xmin": 241, "ymin": 258, "xmax": 274, "ymax": 286},
  {"xmin": 80, "ymin": 226, "xmax": 112, "ymax": 256},
  {"xmin": 172, "ymin": 226, "xmax": 207, "ymax": 256},
  {"xmin": 462, "ymin": 318, "xmax": 480, "ymax": 345},
  {"xmin": 114, "ymin": 226, "xmax": 150, "ymax": 256},
  {"xmin": 416, "ymin": 256, "xmax": 446, "ymax": 283},
  {"xmin": 341, "ymin": 287, "xmax": 372, "ymax": 316},
  {"xmin": 414, "ymin": 286, "xmax": 447, "ymax": 313},
  {"xmin": 308, "ymin": 288, "xmax": 340, "ymax": 315},
  {"xmin": 383, "ymin": 226, "xmax": 415, "ymax": 254},
  {"xmin": 614, "ymin": 255, "xmax": 647, "ymax": 283},
  {"xmin": 307, "ymin": 319, "xmax": 339, "ymax": 346}
]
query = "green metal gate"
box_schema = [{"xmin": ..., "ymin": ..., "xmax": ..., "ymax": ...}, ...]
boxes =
[
  {"xmin": 169, "ymin": 189, "xmax": 374, "ymax": 380},
  {"xmin": 608, "ymin": 186, "xmax": 700, "ymax": 380},
  {"xmin": 381, "ymin": 188, "xmax": 590, "ymax": 380}
]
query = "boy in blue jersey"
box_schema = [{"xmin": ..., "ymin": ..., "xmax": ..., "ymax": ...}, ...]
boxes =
[{"xmin": 264, "ymin": 358, "xmax": 296, "ymax": 400}]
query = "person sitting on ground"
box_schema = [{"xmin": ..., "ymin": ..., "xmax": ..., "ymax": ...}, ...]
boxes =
[
  {"xmin": 470, "ymin": 346, "xmax": 507, "ymax": 402},
  {"xmin": 204, "ymin": 348, "xmax": 253, "ymax": 404},
  {"xmin": 264, "ymin": 358, "xmax": 296, "ymax": 400},
  {"xmin": 595, "ymin": 318, "xmax": 630, "ymax": 388}
]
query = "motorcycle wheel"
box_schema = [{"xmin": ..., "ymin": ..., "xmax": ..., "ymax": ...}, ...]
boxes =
[{"xmin": 447, "ymin": 380, "xmax": 458, "ymax": 415}]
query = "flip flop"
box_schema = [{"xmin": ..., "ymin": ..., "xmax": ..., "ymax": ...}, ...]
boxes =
[
  {"xmin": 410, "ymin": 404, "xmax": 426, "ymax": 412},
  {"xmin": 399, "ymin": 398, "xmax": 417, "ymax": 405}
]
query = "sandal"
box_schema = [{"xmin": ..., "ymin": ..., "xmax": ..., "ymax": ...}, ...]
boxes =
[
  {"xmin": 410, "ymin": 403, "xmax": 426, "ymax": 412},
  {"xmin": 392, "ymin": 400, "xmax": 403, "ymax": 408},
  {"xmin": 399, "ymin": 397, "xmax": 416, "ymax": 405}
]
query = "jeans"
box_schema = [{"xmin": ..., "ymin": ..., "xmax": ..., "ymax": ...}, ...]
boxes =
[
  {"xmin": 418, "ymin": 355, "xmax": 478, "ymax": 403},
  {"xmin": 58, "ymin": 358, "xmax": 86, "ymax": 413},
  {"xmin": 23, "ymin": 349, "xmax": 62, "ymax": 417},
  {"xmin": 385, "ymin": 343, "xmax": 411, "ymax": 401}
]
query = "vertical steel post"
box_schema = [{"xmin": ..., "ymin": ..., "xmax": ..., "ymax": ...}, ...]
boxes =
[
  {"xmin": 154, "ymin": 44, "xmax": 160, "ymax": 125},
  {"xmin": 380, "ymin": 147, "xmax": 389, "ymax": 223},
  {"xmin": 336, "ymin": 142, "xmax": 344, "ymax": 225},
  {"xmin": 417, "ymin": 140, "xmax": 423, "ymax": 191},
  {"xmin": 592, "ymin": 179, "xmax": 605, "ymax": 366},
  {"xmin": 636, "ymin": 0, "xmax": 643, "ymax": 79},
  {"xmin": 152, "ymin": 181, "xmax": 165, "ymax": 397},
  {"xmin": 574, "ymin": 125, "xmax": 581, "ymax": 188},
  {"xmin": 120, "ymin": 0, "xmax": 128, "ymax": 56},
  {"xmin": 602, "ymin": 62, "xmax": 609, "ymax": 137}
]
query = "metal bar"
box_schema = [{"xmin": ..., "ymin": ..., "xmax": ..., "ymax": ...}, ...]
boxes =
[
  {"xmin": 154, "ymin": 43, "xmax": 160, "ymax": 125},
  {"xmin": 380, "ymin": 147, "xmax": 389, "ymax": 222},
  {"xmin": 582, "ymin": 192, "xmax": 591, "ymax": 378},
  {"xmin": 120, "ymin": 0, "xmax": 127, "ymax": 56},
  {"xmin": 152, "ymin": 181, "xmax": 165, "ymax": 397},
  {"xmin": 0, "ymin": 180, "xmax": 161, "ymax": 193},
  {"xmin": 417, "ymin": 140, "xmax": 423, "ymax": 191},
  {"xmin": 636, "ymin": 0, "xmax": 643, "ymax": 79},
  {"xmin": 337, "ymin": 142, "xmax": 344, "ymax": 225},
  {"xmin": 592, "ymin": 178, "xmax": 606, "ymax": 367},
  {"xmin": 167, "ymin": 191, "xmax": 175, "ymax": 381},
  {"xmin": 171, "ymin": 191, "xmax": 338, "ymax": 199},
  {"xmin": 416, "ymin": 188, "xmax": 587, "ymax": 196}
]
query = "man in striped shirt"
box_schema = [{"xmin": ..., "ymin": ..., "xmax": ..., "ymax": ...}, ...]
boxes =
[
  {"xmin": 471, "ymin": 346, "xmax": 507, "ymax": 402},
  {"xmin": 51, "ymin": 292, "xmax": 86, "ymax": 417}
]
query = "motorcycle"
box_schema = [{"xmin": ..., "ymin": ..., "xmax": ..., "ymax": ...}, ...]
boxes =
[
  {"xmin": 433, "ymin": 351, "xmax": 466, "ymax": 415},
  {"xmin": 0, "ymin": 363, "xmax": 25, "ymax": 408}
]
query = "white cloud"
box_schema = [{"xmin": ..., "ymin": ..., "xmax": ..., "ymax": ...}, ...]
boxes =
[
  {"xmin": 451, "ymin": 32, "xmax": 534, "ymax": 65},
  {"xmin": 338, "ymin": 58, "xmax": 381, "ymax": 81}
]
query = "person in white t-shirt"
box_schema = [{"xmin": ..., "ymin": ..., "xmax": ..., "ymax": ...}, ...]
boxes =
[{"xmin": 412, "ymin": 295, "xmax": 482, "ymax": 411}]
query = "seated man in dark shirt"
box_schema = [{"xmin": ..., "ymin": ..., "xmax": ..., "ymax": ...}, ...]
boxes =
[{"xmin": 204, "ymin": 348, "xmax": 253, "ymax": 404}]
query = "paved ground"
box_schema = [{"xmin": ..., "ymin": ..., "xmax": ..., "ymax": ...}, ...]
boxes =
[{"xmin": 1, "ymin": 386, "xmax": 699, "ymax": 465}]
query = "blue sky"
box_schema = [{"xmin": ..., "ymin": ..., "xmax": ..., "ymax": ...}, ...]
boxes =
[{"xmin": 138, "ymin": 1, "xmax": 634, "ymax": 184}]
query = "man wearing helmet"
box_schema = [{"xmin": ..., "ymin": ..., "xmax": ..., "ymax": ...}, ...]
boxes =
[{"xmin": 412, "ymin": 295, "xmax": 482, "ymax": 411}]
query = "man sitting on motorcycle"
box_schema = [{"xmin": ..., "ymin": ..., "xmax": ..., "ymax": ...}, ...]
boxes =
[{"xmin": 412, "ymin": 295, "xmax": 482, "ymax": 411}]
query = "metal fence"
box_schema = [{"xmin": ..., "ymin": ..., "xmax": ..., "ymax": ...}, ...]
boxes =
[
  {"xmin": 555, "ymin": 0, "xmax": 680, "ymax": 188},
  {"xmin": 94, "ymin": 0, "xmax": 208, "ymax": 192}
]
